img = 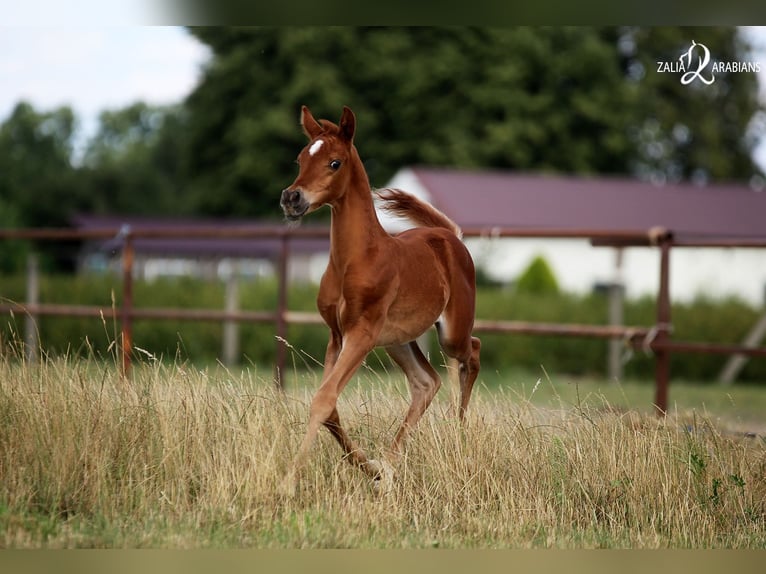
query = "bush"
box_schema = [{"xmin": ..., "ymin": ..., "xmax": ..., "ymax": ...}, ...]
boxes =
[{"xmin": 514, "ymin": 255, "xmax": 560, "ymax": 295}]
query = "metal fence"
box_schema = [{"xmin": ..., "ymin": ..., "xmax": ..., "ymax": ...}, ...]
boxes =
[{"xmin": 2, "ymin": 225, "xmax": 765, "ymax": 415}]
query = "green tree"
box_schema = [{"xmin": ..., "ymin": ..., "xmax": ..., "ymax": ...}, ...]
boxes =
[
  {"xmin": 182, "ymin": 27, "xmax": 764, "ymax": 219},
  {"xmin": 80, "ymin": 102, "xmax": 189, "ymax": 215},
  {"xmin": 0, "ymin": 102, "xmax": 84, "ymax": 228},
  {"xmin": 0, "ymin": 102, "xmax": 86, "ymax": 270},
  {"xmin": 623, "ymin": 27, "xmax": 763, "ymax": 183},
  {"xmin": 0, "ymin": 101, "xmax": 190, "ymax": 270},
  {"xmin": 0, "ymin": 198, "xmax": 28, "ymax": 273}
]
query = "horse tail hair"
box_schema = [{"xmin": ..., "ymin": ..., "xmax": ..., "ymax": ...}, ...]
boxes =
[{"xmin": 375, "ymin": 188, "xmax": 463, "ymax": 239}]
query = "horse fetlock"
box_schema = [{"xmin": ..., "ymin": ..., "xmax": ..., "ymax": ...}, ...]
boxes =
[{"xmin": 366, "ymin": 458, "xmax": 395, "ymax": 495}]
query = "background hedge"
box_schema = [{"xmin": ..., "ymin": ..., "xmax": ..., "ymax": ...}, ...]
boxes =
[{"xmin": 1, "ymin": 273, "xmax": 764, "ymax": 383}]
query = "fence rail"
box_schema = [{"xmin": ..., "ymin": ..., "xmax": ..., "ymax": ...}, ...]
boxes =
[{"xmin": 2, "ymin": 225, "xmax": 766, "ymax": 415}]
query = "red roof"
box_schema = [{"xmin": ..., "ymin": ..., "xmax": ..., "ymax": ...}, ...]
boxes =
[{"xmin": 409, "ymin": 167, "xmax": 766, "ymax": 243}]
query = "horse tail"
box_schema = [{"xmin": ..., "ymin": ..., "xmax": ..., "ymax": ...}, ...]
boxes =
[{"xmin": 375, "ymin": 188, "xmax": 463, "ymax": 239}]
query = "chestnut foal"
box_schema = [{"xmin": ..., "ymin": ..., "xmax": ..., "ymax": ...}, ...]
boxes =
[{"xmin": 280, "ymin": 106, "xmax": 481, "ymax": 494}]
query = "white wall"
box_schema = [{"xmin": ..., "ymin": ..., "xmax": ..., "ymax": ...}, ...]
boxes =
[
  {"xmin": 467, "ymin": 237, "xmax": 766, "ymax": 305},
  {"xmin": 379, "ymin": 168, "xmax": 766, "ymax": 306}
]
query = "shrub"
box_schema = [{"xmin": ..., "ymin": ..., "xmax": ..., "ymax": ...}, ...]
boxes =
[
  {"xmin": 1, "ymin": 273, "xmax": 764, "ymax": 382},
  {"xmin": 514, "ymin": 255, "xmax": 560, "ymax": 295}
]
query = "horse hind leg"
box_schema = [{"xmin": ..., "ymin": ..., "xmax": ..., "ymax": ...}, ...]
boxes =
[
  {"xmin": 436, "ymin": 320, "xmax": 481, "ymax": 421},
  {"xmin": 385, "ymin": 341, "xmax": 442, "ymax": 456},
  {"xmin": 457, "ymin": 336, "xmax": 481, "ymax": 421}
]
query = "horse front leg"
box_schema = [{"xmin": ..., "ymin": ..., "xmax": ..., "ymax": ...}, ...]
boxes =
[
  {"xmin": 320, "ymin": 331, "xmax": 381, "ymax": 473},
  {"xmin": 280, "ymin": 325, "xmax": 380, "ymax": 496},
  {"xmin": 316, "ymin": 329, "xmax": 377, "ymax": 469}
]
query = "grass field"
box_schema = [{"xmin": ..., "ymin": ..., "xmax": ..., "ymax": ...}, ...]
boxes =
[{"xmin": 1, "ymin": 348, "xmax": 765, "ymax": 549}]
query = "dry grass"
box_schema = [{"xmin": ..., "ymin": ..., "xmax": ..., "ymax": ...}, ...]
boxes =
[{"xmin": 0, "ymin": 349, "xmax": 765, "ymax": 549}]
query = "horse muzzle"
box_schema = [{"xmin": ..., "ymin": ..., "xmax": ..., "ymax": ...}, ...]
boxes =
[{"xmin": 280, "ymin": 188, "xmax": 310, "ymax": 221}]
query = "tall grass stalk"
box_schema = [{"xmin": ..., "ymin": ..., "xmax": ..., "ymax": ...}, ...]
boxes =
[{"xmin": 0, "ymin": 344, "xmax": 764, "ymax": 548}]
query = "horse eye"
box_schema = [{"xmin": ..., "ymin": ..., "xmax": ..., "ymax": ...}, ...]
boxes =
[{"xmin": 329, "ymin": 159, "xmax": 342, "ymax": 171}]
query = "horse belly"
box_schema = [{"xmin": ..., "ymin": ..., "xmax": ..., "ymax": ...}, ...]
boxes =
[{"xmin": 375, "ymin": 292, "xmax": 446, "ymax": 347}]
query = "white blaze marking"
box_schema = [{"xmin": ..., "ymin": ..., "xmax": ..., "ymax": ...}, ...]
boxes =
[{"xmin": 309, "ymin": 139, "xmax": 324, "ymax": 156}]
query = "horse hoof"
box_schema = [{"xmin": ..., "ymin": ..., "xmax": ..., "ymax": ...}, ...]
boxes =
[{"xmin": 366, "ymin": 459, "xmax": 395, "ymax": 495}]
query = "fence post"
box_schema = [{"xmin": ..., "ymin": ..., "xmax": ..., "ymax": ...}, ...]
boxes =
[
  {"xmin": 222, "ymin": 264, "xmax": 240, "ymax": 366},
  {"xmin": 607, "ymin": 247, "xmax": 624, "ymax": 381},
  {"xmin": 121, "ymin": 231, "xmax": 134, "ymax": 378},
  {"xmin": 274, "ymin": 232, "xmax": 290, "ymax": 390},
  {"xmin": 24, "ymin": 252, "xmax": 39, "ymax": 363},
  {"xmin": 653, "ymin": 236, "xmax": 672, "ymax": 416}
]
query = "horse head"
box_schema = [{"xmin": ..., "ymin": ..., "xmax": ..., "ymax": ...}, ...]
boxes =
[{"xmin": 281, "ymin": 105, "xmax": 357, "ymax": 221}]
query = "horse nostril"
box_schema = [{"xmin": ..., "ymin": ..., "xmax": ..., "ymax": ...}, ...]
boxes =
[{"xmin": 282, "ymin": 189, "xmax": 296, "ymax": 205}]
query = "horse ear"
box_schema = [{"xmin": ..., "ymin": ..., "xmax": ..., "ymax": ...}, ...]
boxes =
[
  {"xmin": 339, "ymin": 106, "xmax": 356, "ymax": 143},
  {"xmin": 301, "ymin": 106, "xmax": 323, "ymax": 139}
]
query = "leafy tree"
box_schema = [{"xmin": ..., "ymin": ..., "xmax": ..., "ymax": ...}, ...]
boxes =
[
  {"xmin": 0, "ymin": 198, "xmax": 28, "ymax": 273},
  {"xmin": 2, "ymin": 27, "xmax": 762, "ymax": 248},
  {"xmin": 0, "ymin": 101, "xmax": 191, "ymax": 270},
  {"xmin": 622, "ymin": 27, "xmax": 763, "ymax": 183},
  {"xmin": 182, "ymin": 27, "xmax": 764, "ymax": 219},
  {"xmin": 0, "ymin": 102, "xmax": 87, "ymax": 270},
  {"xmin": 80, "ymin": 102, "xmax": 189, "ymax": 215},
  {"xmin": 0, "ymin": 102, "xmax": 84, "ymax": 228}
]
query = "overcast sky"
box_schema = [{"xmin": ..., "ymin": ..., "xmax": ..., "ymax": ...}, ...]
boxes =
[
  {"xmin": 0, "ymin": 27, "xmax": 210, "ymax": 146},
  {"xmin": 1, "ymin": 21, "xmax": 765, "ymax": 171}
]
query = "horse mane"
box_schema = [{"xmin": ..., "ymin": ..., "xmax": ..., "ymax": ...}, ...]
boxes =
[{"xmin": 375, "ymin": 188, "xmax": 463, "ymax": 239}]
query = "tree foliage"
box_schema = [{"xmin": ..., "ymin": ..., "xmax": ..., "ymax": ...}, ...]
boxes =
[
  {"xmin": 0, "ymin": 101, "xmax": 189, "ymax": 269},
  {"xmin": 182, "ymin": 27, "xmax": 764, "ymax": 218},
  {"xmin": 625, "ymin": 27, "xmax": 763, "ymax": 183},
  {"xmin": 1, "ymin": 27, "xmax": 763, "ymax": 245},
  {"xmin": 79, "ymin": 102, "xmax": 189, "ymax": 215},
  {"xmin": 0, "ymin": 102, "xmax": 85, "ymax": 270},
  {"xmin": 0, "ymin": 102, "xmax": 82, "ymax": 228}
]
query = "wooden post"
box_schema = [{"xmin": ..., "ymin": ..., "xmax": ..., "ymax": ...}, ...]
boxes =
[
  {"xmin": 274, "ymin": 233, "xmax": 289, "ymax": 390},
  {"xmin": 121, "ymin": 231, "xmax": 134, "ymax": 378},
  {"xmin": 222, "ymin": 265, "xmax": 240, "ymax": 366},
  {"xmin": 607, "ymin": 247, "xmax": 624, "ymax": 381},
  {"xmin": 24, "ymin": 252, "xmax": 39, "ymax": 363},
  {"xmin": 654, "ymin": 237, "xmax": 672, "ymax": 416}
]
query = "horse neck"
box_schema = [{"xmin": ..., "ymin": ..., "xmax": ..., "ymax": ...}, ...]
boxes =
[{"xmin": 329, "ymin": 152, "xmax": 388, "ymax": 265}]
